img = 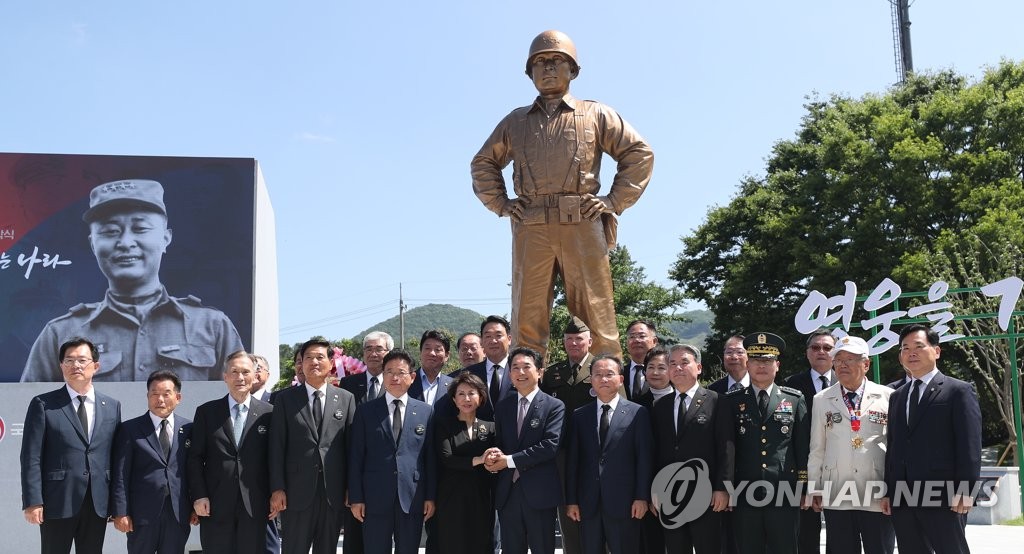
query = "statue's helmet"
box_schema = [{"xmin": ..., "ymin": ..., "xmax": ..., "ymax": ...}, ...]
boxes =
[{"xmin": 525, "ymin": 30, "xmax": 579, "ymax": 76}]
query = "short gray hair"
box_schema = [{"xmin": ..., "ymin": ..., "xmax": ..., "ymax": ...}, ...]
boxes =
[
  {"xmin": 668, "ymin": 343, "xmax": 702, "ymax": 363},
  {"xmin": 363, "ymin": 331, "xmax": 394, "ymax": 350}
]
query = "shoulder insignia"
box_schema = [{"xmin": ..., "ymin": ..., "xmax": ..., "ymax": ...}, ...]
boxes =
[
  {"xmin": 779, "ymin": 386, "xmax": 803, "ymax": 397},
  {"xmin": 180, "ymin": 295, "xmax": 204, "ymax": 306}
]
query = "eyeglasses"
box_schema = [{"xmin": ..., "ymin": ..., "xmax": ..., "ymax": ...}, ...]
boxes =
[
  {"xmin": 627, "ymin": 333, "xmax": 651, "ymax": 341},
  {"xmin": 364, "ymin": 346, "xmax": 388, "ymax": 354},
  {"xmin": 62, "ymin": 358, "xmax": 94, "ymax": 367},
  {"xmin": 724, "ymin": 349, "xmax": 746, "ymax": 357},
  {"xmin": 833, "ymin": 358, "xmax": 865, "ymax": 368},
  {"xmin": 807, "ymin": 345, "xmax": 833, "ymax": 352},
  {"xmin": 384, "ymin": 370, "xmax": 413, "ymax": 378}
]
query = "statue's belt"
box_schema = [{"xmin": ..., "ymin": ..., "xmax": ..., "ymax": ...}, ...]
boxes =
[{"xmin": 519, "ymin": 194, "xmax": 584, "ymax": 225}]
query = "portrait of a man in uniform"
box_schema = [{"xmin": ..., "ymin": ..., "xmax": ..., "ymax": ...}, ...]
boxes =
[{"xmin": 21, "ymin": 178, "xmax": 244, "ymax": 382}]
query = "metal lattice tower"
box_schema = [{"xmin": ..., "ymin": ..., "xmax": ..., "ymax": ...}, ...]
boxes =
[{"xmin": 890, "ymin": 0, "xmax": 914, "ymax": 83}]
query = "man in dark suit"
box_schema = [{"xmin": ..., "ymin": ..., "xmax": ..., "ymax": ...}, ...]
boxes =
[
  {"xmin": 623, "ymin": 320, "xmax": 657, "ymax": 402},
  {"xmin": 708, "ymin": 335, "xmax": 748, "ymax": 395},
  {"xmin": 728, "ymin": 332, "xmax": 810, "ymax": 554},
  {"xmin": 485, "ymin": 346, "xmax": 566, "ymax": 554},
  {"xmin": 406, "ymin": 330, "xmax": 453, "ymax": 554},
  {"xmin": 883, "ymin": 324, "xmax": 981, "ymax": 554},
  {"xmin": 457, "ymin": 332, "xmax": 486, "ymax": 368},
  {"xmin": 337, "ymin": 330, "xmax": 392, "ymax": 554},
  {"xmin": 435, "ymin": 315, "xmax": 515, "ymax": 421},
  {"xmin": 650, "ymin": 345, "xmax": 733, "ymax": 554},
  {"xmin": 111, "ymin": 370, "xmax": 193, "ymax": 553},
  {"xmin": 251, "ymin": 353, "xmax": 282, "ymax": 553},
  {"xmin": 270, "ymin": 339, "xmax": 356, "ymax": 554},
  {"xmin": 784, "ymin": 330, "xmax": 836, "ymax": 554},
  {"xmin": 187, "ymin": 350, "xmax": 276, "ymax": 552},
  {"xmin": 349, "ymin": 349, "xmax": 437, "ymax": 554},
  {"xmin": 407, "ymin": 330, "xmax": 455, "ymax": 406},
  {"xmin": 21, "ymin": 337, "xmax": 123, "ymax": 554},
  {"xmin": 565, "ymin": 355, "xmax": 652, "ymax": 554}
]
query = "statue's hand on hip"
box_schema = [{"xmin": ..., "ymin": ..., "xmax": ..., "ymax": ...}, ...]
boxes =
[
  {"xmin": 502, "ymin": 197, "xmax": 528, "ymax": 222},
  {"xmin": 581, "ymin": 194, "xmax": 613, "ymax": 220}
]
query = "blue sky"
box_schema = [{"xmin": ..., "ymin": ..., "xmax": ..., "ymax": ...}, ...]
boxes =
[{"xmin": 2, "ymin": 1, "xmax": 1022, "ymax": 345}]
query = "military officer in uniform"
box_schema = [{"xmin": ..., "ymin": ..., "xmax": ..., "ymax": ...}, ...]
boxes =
[
  {"xmin": 727, "ymin": 332, "xmax": 810, "ymax": 554},
  {"xmin": 471, "ymin": 30, "xmax": 654, "ymax": 360},
  {"xmin": 22, "ymin": 179, "xmax": 244, "ymax": 382},
  {"xmin": 540, "ymin": 315, "xmax": 598, "ymax": 554}
]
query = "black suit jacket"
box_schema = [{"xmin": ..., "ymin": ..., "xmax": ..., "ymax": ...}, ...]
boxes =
[
  {"xmin": 269, "ymin": 384, "xmax": 356, "ymax": 511},
  {"xmin": 884, "ymin": 371, "xmax": 982, "ymax": 506},
  {"xmin": 338, "ymin": 372, "xmax": 383, "ymax": 406},
  {"xmin": 707, "ymin": 376, "xmax": 729, "ymax": 395},
  {"xmin": 784, "ymin": 370, "xmax": 832, "ymax": 413},
  {"xmin": 652, "ymin": 387, "xmax": 734, "ymax": 490},
  {"xmin": 435, "ymin": 360, "xmax": 514, "ymax": 421},
  {"xmin": 187, "ymin": 395, "xmax": 273, "ymax": 521},
  {"xmin": 623, "ymin": 361, "xmax": 650, "ymax": 402},
  {"xmin": 111, "ymin": 412, "xmax": 192, "ymax": 526}
]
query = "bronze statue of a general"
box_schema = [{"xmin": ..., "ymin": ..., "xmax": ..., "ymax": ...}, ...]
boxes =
[{"xmin": 471, "ymin": 30, "xmax": 654, "ymax": 359}]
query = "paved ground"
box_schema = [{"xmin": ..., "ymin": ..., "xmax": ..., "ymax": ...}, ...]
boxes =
[{"xmin": 330, "ymin": 522, "xmax": 1023, "ymax": 553}]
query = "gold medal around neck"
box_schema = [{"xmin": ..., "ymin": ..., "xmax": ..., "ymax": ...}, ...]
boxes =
[{"xmin": 851, "ymin": 435, "xmax": 864, "ymax": 449}]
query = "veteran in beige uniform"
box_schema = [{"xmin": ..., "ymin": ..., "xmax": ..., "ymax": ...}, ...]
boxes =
[
  {"xmin": 807, "ymin": 335, "xmax": 894, "ymax": 554},
  {"xmin": 471, "ymin": 30, "xmax": 653, "ymax": 360}
]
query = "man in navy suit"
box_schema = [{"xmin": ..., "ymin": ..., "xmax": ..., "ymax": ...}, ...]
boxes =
[
  {"xmin": 883, "ymin": 324, "xmax": 981, "ymax": 554},
  {"xmin": 111, "ymin": 370, "xmax": 194, "ymax": 553},
  {"xmin": 452, "ymin": 315, "xmax": 514, "ymax": 420},
  {"xmin": 187, "ymin": 350, "xmax": 276, "ymax": 552},
  {"xmin": 406, "ymin": 330, "xmax": 453, "ymax": 554},
  {"xmin": 337, "ymin": 330, "xmax": 392, "ymax": 554},
  {"xmin": 565, "ymin": 356, "xmax": 652, "ymax": 554},
  {"xmin": 270, "ymin": 338, "xmax": 356, "ymax": 554},
  {"xmin": 652, "ymin": 344, "xmax": 733, "ymax": 554},
  {"xmin": 407, "ymin": 330, "xmax": 455, "ymax": 406},
  {"xmin": 348, "ymin": 350, "xmax": 437, "ymax": 554},
  {"xmin": 485, "ymin": 346, "xmax": 566, "ymax": 554},
  {"xmin": 21, "ymin": 337, "xmax": 123, "ymax": 554}
]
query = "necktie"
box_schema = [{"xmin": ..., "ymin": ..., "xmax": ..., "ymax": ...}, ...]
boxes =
[
  {"xmin": 728, "ymin": 382, "xmax": 743, "ymax": 393},
  {"xmin": 599, "ymin": 404, "xmax": 611, "ymax": 446},
  {"xmin": 676, "ymin": 393, "xmax": 687, "ymax": 437},
  {"xmin": 516, "ymin": 397, "xmax": 528, "ymax": 437},
  {"xmin": 820, "ymin": 375, "xmax": 830, "ymax": 391},
  {"xmin": 77, "ymin": 395, "xmax": 89, "ymax": 440},
  {"xmin": 845, "ymin": 391, "xmax": 857, "ymax": 405},
  {"xmin": 367, "ymin": 376, "xmax": 378, "ymax": 401},
  {"xmin": 233, "ymin": 404, "xmax": 247, "ymax": 446},
  {"xmin": 514, "ymin": 397, "xmax": 528, "ymax": 482},
  {"xmin": 313, "ymin": 390, "xmax": 324, "ymax": 433},
  {"xmin": 159, "ymin": 419, "xmax": 172, "ymax": 460},
  {"xmin": 909, "ymin": 380, "xmax": 922, "ymax": 422},
  {"xmin": 490, "ymin": 366, "xmax": 501, "ymax": 405},
  {"xmin": 392, "ymin": 399, "xmax": 403, "ymax": 444},
  {"xmin": 632, "ymin": 366, "xmax": 644, "ymax": 398},
  {"xmin": 758, "ymin": 389, "xmax": 769, "ymax": 420}
]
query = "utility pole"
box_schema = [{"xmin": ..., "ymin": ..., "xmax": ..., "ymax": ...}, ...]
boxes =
[{"xmin": 399, "ymin": 283, "xmax": 406, "ymax": 349}]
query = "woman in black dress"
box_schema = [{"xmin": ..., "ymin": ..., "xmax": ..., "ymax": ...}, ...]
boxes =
[{"xmin": 435, "ymin": 371, "xmax": 495, "ymax": 554}]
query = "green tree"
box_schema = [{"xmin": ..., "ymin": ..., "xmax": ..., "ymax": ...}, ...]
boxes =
[
  {"xmin": 548, "ymin": 245, "xmax": 688, "ymax": 361},
  {"xmin": 672, "ymin": 61, "xmax": 1024, "ymax": 383}
]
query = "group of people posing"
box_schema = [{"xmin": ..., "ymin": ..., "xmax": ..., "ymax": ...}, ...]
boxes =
[{"xmin": 20, "ymin": 314, "xmax": 981, "ymax": 554}]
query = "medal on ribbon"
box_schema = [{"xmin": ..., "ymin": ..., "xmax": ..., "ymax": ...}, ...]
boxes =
[{"xmin": 842, "ymin": 386, "xmax": 864, "ymax": 449}]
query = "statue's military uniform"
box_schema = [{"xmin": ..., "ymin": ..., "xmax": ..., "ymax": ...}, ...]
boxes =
[
  {"xmin": 22, "ymin": 288, "xmax": 243, "ymax": 382},
  {"xmin": 471, "ymin": 31, "xmax": 653, "ymax": 361},
  {"xmin": 727, "ymin": 383, "xmax": 810, "ymax": 554}
]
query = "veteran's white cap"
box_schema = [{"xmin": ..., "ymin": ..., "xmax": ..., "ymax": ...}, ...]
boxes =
[{"xmin": 830, "ymin": 335, "xmax": 869, "ymax": 358}]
